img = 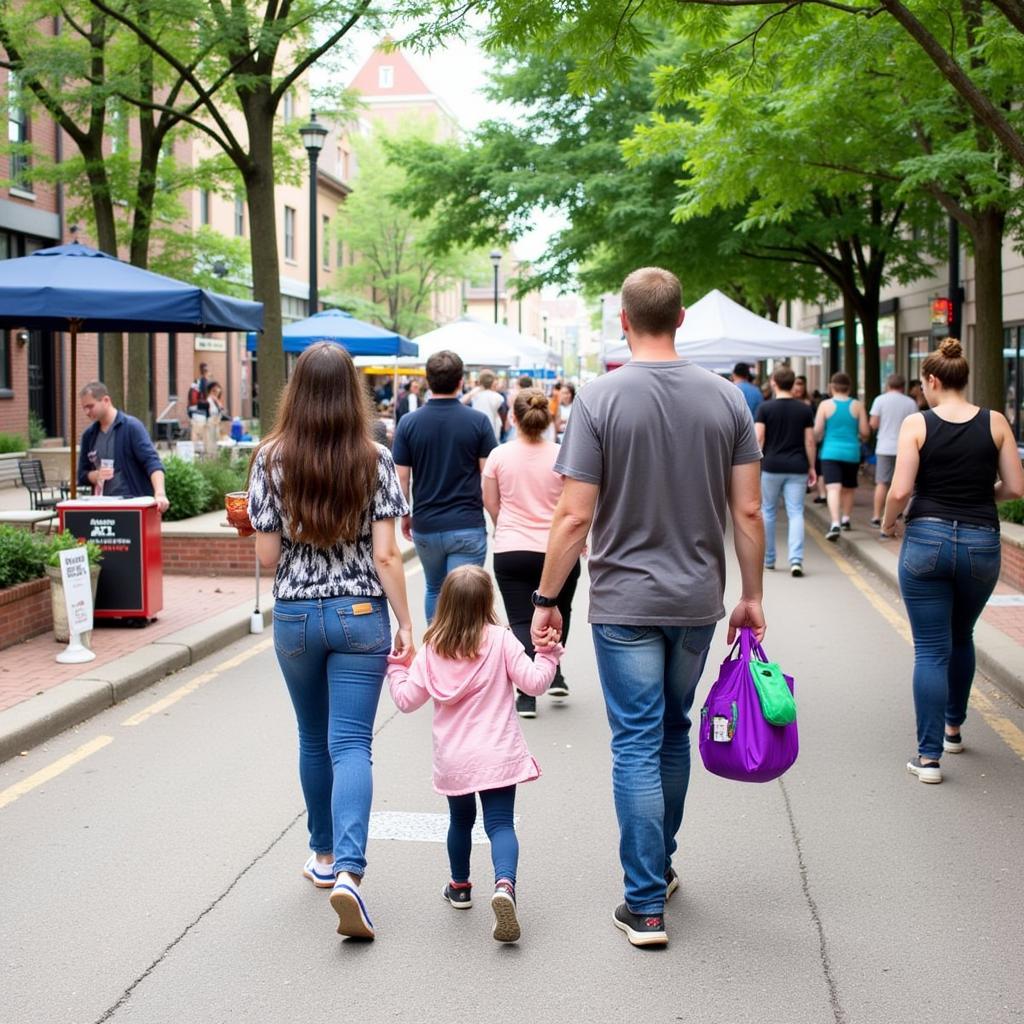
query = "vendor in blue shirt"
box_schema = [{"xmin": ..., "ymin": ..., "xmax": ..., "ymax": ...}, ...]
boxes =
[
  {"xmin": 392, "ymin": 350, "xmax": 497, "ymax": 621},
  {"xmin": 77, "ymin": 381, "xmax": 170, "ymax": 514},
  {"xmin": 732, "ymin": 362, "xmax": 764, "ymax": 417}
]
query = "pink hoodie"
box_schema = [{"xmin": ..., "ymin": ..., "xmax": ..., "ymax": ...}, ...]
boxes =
[{"xmin": 387, "ymin": 624, "xmax": 564, "ymax": 796}]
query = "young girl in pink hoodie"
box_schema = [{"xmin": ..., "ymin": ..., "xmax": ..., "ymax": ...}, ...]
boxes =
[{"xmin": 387, "ymin": 565, "xmax": 563, "ymax": 943}]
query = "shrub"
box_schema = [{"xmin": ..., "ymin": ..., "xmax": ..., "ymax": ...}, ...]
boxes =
[
  {"xmin": 45, "ymin": 530, "xmax": 103, "ymax": 569},
  {"xmin": 0, "ymin": 433, "xmax": 27, "ymax": 454},
  {"xmin": 0, "ymin": 525, "xmax": 50, "ymax": 589},
  {"xmin": 195, "ymin": 451, "xmax": 248, "ymax": 513},
  {"xmin": 27, "ymin": 411, "xmax": 46, "ymax": 447},
  {"xmin": 999, "ymin": 499, "xmax": 1024, "ymax": 525},
  {"xmin": 162, "ymin": 456, "xmax": 211, "ymax": 521}
]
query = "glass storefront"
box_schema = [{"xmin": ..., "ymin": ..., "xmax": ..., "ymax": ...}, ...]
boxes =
[
  {"xmin": 907, "ymin": 333, "xmax": 931, "ymax": 384},
  {"xmin": 1005, "ymin": 325, "xmax": 1022, "ymax": 442}
]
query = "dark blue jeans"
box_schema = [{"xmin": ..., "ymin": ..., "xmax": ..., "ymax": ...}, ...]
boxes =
[
  {"xmin": 412, "ymin": 527, "xmax": 488, "ymax": 622},
  {"xmin": 591, "ymin": 622, "xmax": 716, "ymax": 914},
  {"xmin": 272, "ymin": 595, "xmax": 390, "ymax": 876},
  {"xmin": 898, "ymin": 518, "xmax": 1001, "ymax": 760},
  {"xmin": 446, "ymin": 785, "xmax": 519, "ymax": 885}
]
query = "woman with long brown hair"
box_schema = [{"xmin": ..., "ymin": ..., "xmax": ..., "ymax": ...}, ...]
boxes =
[
  {"xmin": 882, "ymin": 338, "xmax": 1023, "ymax": 784},
  {"xmin": 248, "ymin": 342, "xmax": 413, "ymax": 939},
  {"xmin": 483, "ymin": 388, "xmax": 581, "ymax": 718}
]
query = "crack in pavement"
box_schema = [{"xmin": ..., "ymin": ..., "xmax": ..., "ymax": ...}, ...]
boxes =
[
  {"xmin": 779, "ymin": 776, "xmax": 847, "ymax": 1024},
  {"xmin": 93, "ymin": 706, "xmax": 403, "ymax": 1022}
]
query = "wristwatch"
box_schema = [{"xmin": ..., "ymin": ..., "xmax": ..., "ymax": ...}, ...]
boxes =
[{"xmin": 531, "ymin": 590, "xmax": 558, "ymax": 608}]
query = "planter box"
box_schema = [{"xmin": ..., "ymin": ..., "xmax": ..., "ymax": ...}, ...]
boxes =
[{"xmin": 0, "ymin": 577, "xmax": 52, "ymax": 650}]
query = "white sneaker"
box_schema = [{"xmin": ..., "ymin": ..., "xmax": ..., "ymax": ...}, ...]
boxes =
[
  {"xmin": 330, "ymin": 875, "xmax": 375, "ymax": 939},
  {"xmin": 303, "ymin": 854, "xmax": 335, "ymax": 889},
  {"xmin": 790, "ymin": 563, "xmax": 803, "ymax": 577},
  {"xmin": 907, "ymin": 757, "xmax": 942, "ymax": 784},
  {"xmin": 943, "ymin": 732, "xmax": 964, "ymax": 754}
]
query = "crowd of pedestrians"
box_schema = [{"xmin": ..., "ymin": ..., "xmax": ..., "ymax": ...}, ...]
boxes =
[{"xmin": 246, "ymin": 270, "xmax": 1022, "ymax": 952}]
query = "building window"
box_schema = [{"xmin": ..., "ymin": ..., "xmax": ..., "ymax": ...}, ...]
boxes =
[
  {"xmin": 1005, "ymin": 325, "xmax": 1022, "ymax": 443},
  {"xmin": 168, "ymin": 333, "xmax": 178, "ymax": 400},
  {"xmin": 6, "ymin": 72, "xmax": 31, "ymax": 191},
  {"xmin": 322, "ymin": 215, "xmax": 330, "ymax": 268},
  {"xmin": 0, "ymin": 331, "xmax": 11, "ymax": 394},
  {"xmin": 337, "ymin": 237, "xmax": 344, "ymax": 267},
  {"xmin": 284, "ymin": 206, "xmax": 296, "ymax": 261},
  {"xmin": 282, "ymin": 294, "xmax": 308, "ymax": 323},
  {"xmin": 234, "ymin": 196, "xmax": 245, "ymax": 237},
  {"xmin": 282, "ymin": 90, "xmax": 294, "ymax": 125},
  {"xmin": 906, "ymin": 333, "xmax": 931, "ymax": 383},
  {"xmin": 199, "ymin": 189, "xmax": 211, "ymax": 226},
  {"xmin": 378, "ymin": 65, "xmax": 394, "ymax": 88}
]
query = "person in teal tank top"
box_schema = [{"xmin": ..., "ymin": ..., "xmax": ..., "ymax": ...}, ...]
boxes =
[{"xmin": 814, "ymin": 372, "xmax": 869, "ymax": 541}]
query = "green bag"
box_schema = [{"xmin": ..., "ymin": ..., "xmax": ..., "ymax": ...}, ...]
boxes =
[{"xmin": 749, "ymin": 659, "xmax": 797, "ymax": 726}]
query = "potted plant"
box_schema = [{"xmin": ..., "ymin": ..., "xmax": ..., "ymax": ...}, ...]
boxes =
[{"xmin": 46, "ymin": 531, "xmax": 103, "ymax": 645}]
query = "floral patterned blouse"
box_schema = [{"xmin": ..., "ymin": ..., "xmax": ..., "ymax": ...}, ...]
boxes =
[{"xmin": 248, "ymin": 444, "xmax": 409, "ymax": 600}]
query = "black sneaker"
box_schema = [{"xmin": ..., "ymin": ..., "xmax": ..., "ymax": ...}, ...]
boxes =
[
  {"xmin": 491, "ymin": 880, "xmax": 520, "ymax": 942},
  {"xmin": 613, "ymin": 903, "xmax": 667, "ymax": 947},
  {"xmin": 790, "ymin": 563, "xmax": 804, "ymax": 578},
  {"xmin": 826, "ymin": 524, "xmax": 841, "ymax": 542},
  {"xmin": 943, "ymin": 732, "xmax": 964, "ymax": 754},
  {"xmin": 906, "ymin": 756, "xmax": 942, "ymax": 784},
  {"xmin": 548, "ymin": 671, "xmax": 569, "ymax": 699},
  {"xmin": 813, "ymin": 496, "xmax": 827, "ymax": 504},
  {"xmin": 841, "ymin": 518, "xmax": 852, "ymax": 531},
  {"xmin": 442, "ymin": 881, "xmax": 473, "ymax": 908},
  {"xmin": 665, "ymin": 868, "xmax": 679, "ymax": 900},
  {"xmin": 870, "ymin": 517, "xmax": 882, "ymax": 527},
  {"xmin": 516, "ymin": 693, "xmax": 537, "ymax": 718}
]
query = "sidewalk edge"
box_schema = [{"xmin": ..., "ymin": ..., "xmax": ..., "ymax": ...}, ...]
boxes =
[
  {"xmin": 0, "ymin": 545, "xmax": 418, "ymax": 765},
  {"xmin": 805, "ymin": 502, "xmax": 1024, "ymax": 708}
]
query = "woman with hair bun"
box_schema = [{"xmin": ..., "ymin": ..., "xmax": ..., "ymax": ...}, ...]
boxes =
[
  {"xmin": 882, "ymin": 338, "xmax": 1023, "ymax": 784},
  {"xmin": 483, "ymin": 388, "xmax": 581, "ymax": 718}
]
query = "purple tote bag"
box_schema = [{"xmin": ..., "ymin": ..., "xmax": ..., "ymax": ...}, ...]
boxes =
[{"xmin": 698, "ymin": 628, "xmax": 798, "ymax": 783}]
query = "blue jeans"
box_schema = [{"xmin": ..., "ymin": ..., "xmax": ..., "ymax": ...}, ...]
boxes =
[
  {"xmin": 413, "ymin": 527, "xmax": 488, "ymax": 622},
  {"xmin": 898, "ymin": 518, "xmax": 1001, "ymax": 760},
  {"xmin": 761, "ymin": 471, "xmax": 807, "ymax": 566},
  {"xmin": 446, "ymin": 785, "xmax": 519, "ymax": 885},
  {"xmin": 272, "ymin": 595, "xmax": 391, "ymax": 876},
  {"xmin": 592, "ymin": 622, "xmax": 716, "ymax": 914}
]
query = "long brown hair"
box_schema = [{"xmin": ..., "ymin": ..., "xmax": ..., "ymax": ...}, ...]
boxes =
[
  {"xmin": 423, "ymin": 565, "xmax": 498, "ymax": 660},
  {"xmin": 251, "ymin": 342, "xmax": 377, "ymax": 548}
]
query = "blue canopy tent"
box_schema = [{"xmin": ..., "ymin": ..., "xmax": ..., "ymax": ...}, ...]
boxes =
[
  {"xmin": 0, "ymin": 242, "xmax": 264, "ymax": 495},
  {"xmin": 246, "ymin": 309, "xmax": 418, "ymax": 356}
]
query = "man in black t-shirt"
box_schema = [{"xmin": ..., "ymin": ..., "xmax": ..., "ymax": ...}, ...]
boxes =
[
  {"xmin": 754, "ymin": 365, "xmax": 817, "ymax": 577},
  {"xmin": 392, "ymin": 350, "xmax": 496, "ymax": 621}
]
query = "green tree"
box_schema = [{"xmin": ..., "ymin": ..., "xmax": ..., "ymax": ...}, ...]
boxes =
[{"xmin": 328, "ymin": 126, "xmax": 482, "ymax": 336}]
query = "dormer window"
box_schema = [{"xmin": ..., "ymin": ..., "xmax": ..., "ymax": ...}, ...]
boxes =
[{"xmin": 378, "ymin": 65, "xmax": 394, "ymax": 88}]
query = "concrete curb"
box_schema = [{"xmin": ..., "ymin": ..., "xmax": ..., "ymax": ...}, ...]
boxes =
[
  {"xmin": 805, "ymin": 501, "xmax": 1024, "ymax": 707},
  {"xmin": 0, "ymin": 544, "xmax": 418, "ymax": 764}
]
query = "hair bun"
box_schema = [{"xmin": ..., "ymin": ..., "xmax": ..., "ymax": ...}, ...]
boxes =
[
  {"xmin": 530, "ymin": 394, "xmax": 547, "ymax": 409},
  {"xmin": 940, "ymin": 337, "xmax": 963, "ymax": 359}
]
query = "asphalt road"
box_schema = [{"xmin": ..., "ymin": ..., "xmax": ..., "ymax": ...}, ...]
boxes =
[{"xmin": 2, "ymin": 526, "xmax": 1023, "ymax": 1024}]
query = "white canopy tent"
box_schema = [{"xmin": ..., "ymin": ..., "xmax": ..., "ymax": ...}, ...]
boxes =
[{"xmin": 602, "ymin": 289, "xmax": 822, "ymax": 370}]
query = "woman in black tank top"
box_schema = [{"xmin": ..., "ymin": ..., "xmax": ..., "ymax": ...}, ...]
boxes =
[{"xmin": 881, "ymin": 339, "xmax": 1023, "ymax": 785}]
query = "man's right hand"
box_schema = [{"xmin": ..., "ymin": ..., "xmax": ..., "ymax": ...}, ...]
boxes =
[{"xmin": 727, "ymin": 598, "xmax": 766, "ymax": 644}]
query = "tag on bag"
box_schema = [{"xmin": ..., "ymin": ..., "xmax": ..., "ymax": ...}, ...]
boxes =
[{"xmin": 712, "ymin": 716, "xmax": 732, "ymax": 743}]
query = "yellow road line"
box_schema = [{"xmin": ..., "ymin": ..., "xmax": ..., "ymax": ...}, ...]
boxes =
[
  {"xmin": 121, "ymin": 636, "xmax": 274, "ymax": 727},
  {"xmin": 810, "ymin": 529, "xmax": 1024, "ymax": 761},
  {"xmin": 0, "ymin": 735, "xmax": 113, "ymax": 811}
]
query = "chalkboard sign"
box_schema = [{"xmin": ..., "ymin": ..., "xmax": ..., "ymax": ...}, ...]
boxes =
[{"xmin": 63, "ymin": 507, "xmax": 143, "ymax": 613}]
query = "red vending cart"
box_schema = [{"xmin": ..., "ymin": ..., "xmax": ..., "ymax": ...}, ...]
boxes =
[{"xmin": 58, "ymin": 497, "xmax": 163, "ymax": 620}]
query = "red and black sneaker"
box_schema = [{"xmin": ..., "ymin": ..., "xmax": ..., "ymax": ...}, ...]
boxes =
[
  {"xmin": 665, "ymin": 867, "xmax": 679, "ymax": 900},
  {"xmin": 491, "ymin": 879, "xmax": 521, "ymax": 943},
  {"xmin": 613, "ymin": 903, "xmax": 668, "ymax": 947},
  {"xmin": 442, "ymin": 880, "xmax": 473, "ymax": 909}
]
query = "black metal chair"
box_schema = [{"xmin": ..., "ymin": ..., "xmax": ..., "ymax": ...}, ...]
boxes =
[{"xmin": 18, "ymin": 459, "xmax": 69, "ymax": 511}]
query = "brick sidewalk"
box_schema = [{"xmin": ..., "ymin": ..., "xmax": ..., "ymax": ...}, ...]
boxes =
[
  {"xmin": 814, "ymin": 473, "xmax": 1024, "ymax": 647},
  {"xmin": 0, "ymin": 574, "xmax": 272, "ymax": 713}
]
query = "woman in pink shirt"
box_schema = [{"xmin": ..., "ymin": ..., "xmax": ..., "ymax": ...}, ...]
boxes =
[{"xmin": 483, "ymin": 388, "xmax": 581, "ymax": 718}]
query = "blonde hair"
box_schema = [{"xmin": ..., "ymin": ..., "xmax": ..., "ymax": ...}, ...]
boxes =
[
  {"xmin": 921, "ymin": 337, "xmax": 969, "ymax": 390},
  {"xmin": 423, "ymin": 565, "xmax": 498, "ymax": 660},
  {"xmin": 513, "ymin": 387, "xmax": 551, "ymax": 441}
]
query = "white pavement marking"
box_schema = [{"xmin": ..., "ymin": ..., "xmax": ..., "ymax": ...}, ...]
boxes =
[
  {"xmin": 986, "ymin": 594, "xmax": 1024, "ymax": 607},
  {"xmin": 810, "ymin": 528, "xmax": 1024, "ymax": 761},
  {"xmin": 369, "ymin": 810, "xmax": 515, "ymax": 844},
  {"xmin": 0, "ymin": 735, "xmax": 113, "ymax": 810}
]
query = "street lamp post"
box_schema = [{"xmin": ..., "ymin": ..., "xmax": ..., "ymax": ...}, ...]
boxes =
[
  {"xmin": 299, "ymin": 112, "xmax": 329, "ymax": 315},
  {"xmin": 489, "ymin": 249, "xmax": 502, "ymax": 324}
]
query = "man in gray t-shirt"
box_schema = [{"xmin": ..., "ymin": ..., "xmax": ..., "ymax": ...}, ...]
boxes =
[{"xmin": 530, "ymin": 267, "xmax": 766, "ymax": 948}]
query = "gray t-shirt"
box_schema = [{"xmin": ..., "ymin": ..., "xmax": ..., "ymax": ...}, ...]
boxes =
[
  {"xmin": 555, "ymin": 361, "xmax": 761, "ymax": 626},
  {"xmin": 869, "ymin": 391, "xmax": 918, "ymax": 456},
  {"xmin": 93, "ymin": 426, "xmax": 124, "ymax": 497}
]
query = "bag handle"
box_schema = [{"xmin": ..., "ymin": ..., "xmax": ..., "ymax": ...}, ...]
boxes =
[{"xmin": 731, "ymin": 627, "xmax": 768, "ymax": 665}]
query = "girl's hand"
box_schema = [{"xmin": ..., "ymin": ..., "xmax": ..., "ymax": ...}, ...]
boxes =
[
  {"xmin": 534, "ymin": 626, "xmax": 562, "ymax": 651},
  {"xmin": 392, "ymin": 627, "xmax": 414, "ymax": 663}
]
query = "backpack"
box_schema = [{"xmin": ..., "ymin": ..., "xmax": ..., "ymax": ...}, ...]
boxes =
[{"xmin": 187, "ymin": 381, "xmax": 202, "ymax": 410}]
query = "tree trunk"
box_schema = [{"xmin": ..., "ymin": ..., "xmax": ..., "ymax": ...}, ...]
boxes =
[
  {"xmin": 86, "ymin": 162, "xmax": 124, "ymax": 408},
  {"xmin": 860, "ymin": 314, "xmax": 881, "ymax": 409},
  {"xmin": 842, "ymin": 296, "xmax": 858, "ymax": 385},
  {"xmin": 242, "ymin": 92, "xmax": 286, "ymax": 432},
  {"xmin": 126, "ymin": 159, "xmax": 157, "ymax": 429},
  {"xmin": 970, "ymin": 207, "xmax": 1005, "ymax": 412}
]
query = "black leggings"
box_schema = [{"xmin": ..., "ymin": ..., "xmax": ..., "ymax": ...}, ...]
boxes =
[{"xmin": 492, "ymin": 550, "xmax": 580, "ymax": 682}]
